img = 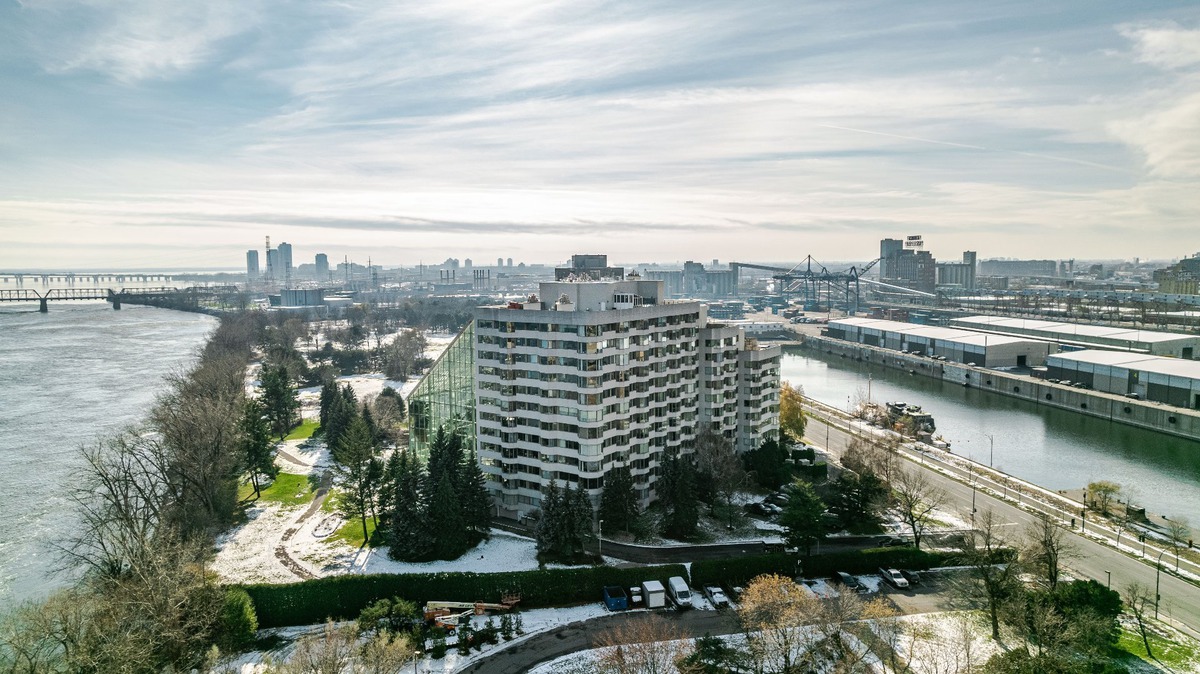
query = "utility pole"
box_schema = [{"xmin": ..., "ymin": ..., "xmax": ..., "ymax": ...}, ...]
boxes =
[
  {"xmin": 1156, "ymin": 547, "xmax": 1168, "ymax": 618},
  {"xmin": 986, "ymin": 433, "xmax": 994, "ymax": 468}
]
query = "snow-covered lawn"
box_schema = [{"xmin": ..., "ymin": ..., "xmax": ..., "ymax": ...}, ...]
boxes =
[
  {"xmin": 211, "ymin": 502, "xmax": 302, "ymax": 585},
  {"xmin": 295, "ymin": 530, "xmax": 552, "ymax": 578}
]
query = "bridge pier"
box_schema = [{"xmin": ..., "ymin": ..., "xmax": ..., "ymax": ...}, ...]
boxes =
[
  {"xmin": 39, "ymin": 298, "xmax": 48, "ymax": 313},
  {"xmin": 112, "ymin": 298, "xmax": 121, "ymax": 310}
]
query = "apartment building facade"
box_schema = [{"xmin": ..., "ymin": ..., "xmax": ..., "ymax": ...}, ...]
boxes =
[{"xmin": 471, "ymin": 277, "xmax": 780, "ymax": 518}]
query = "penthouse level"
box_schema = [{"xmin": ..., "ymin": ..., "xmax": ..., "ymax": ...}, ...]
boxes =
[
  {"xmin": 472, "ymin": 277, "xmax": 780, "ymax": 518},
  {"xmin": 826, "ymin": 317, "xmax": 1055, "ymax": 368}
]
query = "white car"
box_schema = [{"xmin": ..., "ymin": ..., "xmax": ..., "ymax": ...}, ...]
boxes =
[
  {"xmin": 704, "ymin": 585, "xmax": 730, "ymax": 609},
  {"xmin": 879, "ymin": 567, "xmax": 910, "ymax": 589}
]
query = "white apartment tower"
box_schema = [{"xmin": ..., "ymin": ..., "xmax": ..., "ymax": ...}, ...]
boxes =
[{"xmin": 473, "ymin": 275, "xmax": 780, "ymax": 518}]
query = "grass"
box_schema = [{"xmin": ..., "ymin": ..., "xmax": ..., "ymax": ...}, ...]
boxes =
[
  {"xmin": 1116, "ymin": 626, "xmax": 1200, "ymax": 670},
  {"xmin": 330, "ymin": 516, "xmax": 380, "ymax": 549},
  {"xmin": 284, "ymin": 419, "xmax": 321, "ymax": 441},
  {"xmin": 239, "ymin": 473, "xmax": 317, "ymax": 508}
]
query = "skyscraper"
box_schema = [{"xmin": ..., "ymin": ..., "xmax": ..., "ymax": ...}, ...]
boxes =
[
  {"xmin": 315, "ymin": 253, "xmax": 329, "ymax": 279},
  {"xmin": 278, "ymin": 242, "xmax": 293, "ymax": 283},
  {"xmin": 246, "ymin": 250, "xmax": 259, "ymax": 280}
]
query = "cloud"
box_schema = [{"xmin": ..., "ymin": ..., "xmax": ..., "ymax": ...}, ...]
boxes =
[
  {"xmin": 1121, "ymin": 22, "xmax": 1200, "ymax": 70},
  {"xmin": 18, "ymin": 0, "xmax": 260, "ymax": 82}
]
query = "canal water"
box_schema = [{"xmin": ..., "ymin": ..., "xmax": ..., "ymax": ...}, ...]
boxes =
[
  {"xmin": 0, "ymin": 302, "xmax": 216, "ymax": 604},
  {"xmin": 782, "ymin": 347, "xmax": 1200, "ymax": 523}
]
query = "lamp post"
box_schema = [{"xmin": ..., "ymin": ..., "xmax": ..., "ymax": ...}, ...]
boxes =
[
  {"xmin": 598, "ymin": 519, "xmax": 604, "ymax": 559},
  {"xmin": 411, "ymin": 649, "xmax": 423, "ymax": 674},
  {"xmin": 985, "ymin": 434, "xmax": 994, "ymax": 468},
  {"xmin": 1156, "ymin": 547, "xmax": 1168, "ymax": 619}
]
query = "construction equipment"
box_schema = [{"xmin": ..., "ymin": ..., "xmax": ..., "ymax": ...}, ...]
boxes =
[{"xmin": 422, "ymin": 594, "xmax": 522, "ymax": 632}]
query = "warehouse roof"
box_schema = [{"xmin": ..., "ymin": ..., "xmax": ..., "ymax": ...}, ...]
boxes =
[
  {"xmin": 954, "ymin": 316, "xmax": 1196, "ymax": 345},
  {"xmin": 1049, "ymin": 350, "xmax": 1200, "ymax": 379},
  {"xmin": 829, "ymin": 318, "xmax": 1037, "ymax": 347}
]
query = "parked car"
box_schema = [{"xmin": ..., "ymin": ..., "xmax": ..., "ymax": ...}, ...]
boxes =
[
  {"xmin": 877, "ymin": 536, "xmax": 913, "ymax": 547},
  {"xmin": 704, "ymin": 585, "xmax": 731, "ymax": 609},
  {"xmin": 744, "ymin": 502, "xmax": 770, "ymax": 517},
  {"xmin": 1125, "ymin": 392, "xmax": 1141, "ymax": 399},
  {"xmin": 766, "ymin": 492, "xmax": 790, "ymax": 507},
  {"xmin": 879, "ymin": 568, "xmax": 910, "ymax": 589},
  {"xmin": 667, "ymin": 576, "xmax": 694, "ymax": 609},
  {"xmin": 900, "ymin": 569, "xmax": 922, "ymax": 586},
  {"xmin": 831, "ymin": 572, "xmax": 868, "ymax": 594}
]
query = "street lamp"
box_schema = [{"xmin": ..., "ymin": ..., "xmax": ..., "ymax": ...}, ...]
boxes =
[
  {"xmin": 411, "ymin": 649, "xmax": 423, "ymax": 674},
  {"xmin": 1156, "ymin": 547, "xmax": 1168, "ymax": 619},
  {"xmin": 598, "ymin": 519, "xmax": 604, "ymax": 559},
  {"xmin": 985, "ymin": 434, "xmax": 994, "ymax": 468}
]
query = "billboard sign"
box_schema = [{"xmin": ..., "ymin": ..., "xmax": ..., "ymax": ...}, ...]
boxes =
[{"xmin": 904, "ymin": 235, "xmax": 924, "ymax": 249}]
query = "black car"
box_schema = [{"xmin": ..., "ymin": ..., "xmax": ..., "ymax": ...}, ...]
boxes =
[
  {"xmin": 831, "ymin": 571, "xmax": 869, "ymax": 594},
  {"xmin": 743, "ymin": 502, "xmax": 770, "ymax": 516},
  {"xmin": 900, "ymin": 569, "xmax": 922, "ymax": 586}
]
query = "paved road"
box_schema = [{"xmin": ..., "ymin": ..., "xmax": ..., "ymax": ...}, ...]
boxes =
[
  {"xmin": 458, "ymin": 610, "xmax": 740, "ymax": 674},
  {"xmin": 805, "ymin": 413, "xmax": 1200, "ymax": 637}
]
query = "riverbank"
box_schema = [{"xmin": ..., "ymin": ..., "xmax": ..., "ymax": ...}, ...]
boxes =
[{"xmin": 801, "ymin": 334, "xmax": 1200, "ymax": 441}]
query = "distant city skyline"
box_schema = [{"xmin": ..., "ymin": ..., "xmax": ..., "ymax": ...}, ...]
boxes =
[{"xmin": 1, "ymin": 1, "xmax": 1198, "ymax": 268}]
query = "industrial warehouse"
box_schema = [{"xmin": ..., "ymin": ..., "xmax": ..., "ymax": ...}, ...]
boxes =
[
  {"xmin": 1046, "ymin": 351, "xmax": 1200, "ymax": 410},
  {"xmin": 825, "ymin": 317, "xmax": 1056, "ymax": 368},
  {"xmin": 949, "ymin": 315, "xmax": 1200, "ymax": 359}
]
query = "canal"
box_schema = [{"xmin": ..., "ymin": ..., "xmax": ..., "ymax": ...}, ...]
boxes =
[{"xmin": 781, "ymin": 347, "xmax": 1200, "ymax": 523}]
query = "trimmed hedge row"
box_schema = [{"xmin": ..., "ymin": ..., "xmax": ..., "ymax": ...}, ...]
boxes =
[
  {"xmin": 242, "ymin": 563, "xmax": 689, "ymax": 628},
  {"xmin": 690, "ymin": 548, "xmax": 959, "ymax": 588}
]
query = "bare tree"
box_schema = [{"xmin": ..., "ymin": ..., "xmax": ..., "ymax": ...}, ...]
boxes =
[
  {"xmin": 265, "ymin": 622, "xmax": 359, "ymax": 674},
  {"xmin": 1123, "ymin": 583, "xmax": 1156, "ymax": 659},
  {"xmin": 1024, "ymin": 511, "xmax": 1077, "ymax": 591},
  {"xmin": 958, "ymin": 509, "xmax": 1021, "ymax": 640},
  {"xmin": 892, "ymin": 468, "xmax": 946, "ymax": 550},
  {"xmin": 843, "ymin": 436, "xmax": 901, "ymax": 485},
  {"xmin": 1166, "ymin": 517, "xmax": 1191, "ymax": 572},
  {"xmin": 693, "ymin": 425, "xmax": 748, "ymax": 528},
  {"xmin": 908, "ymin": 613, "xmax": 984, "ymax": 674},
  {"xmin": 592, "ymin": 614, "xmax": 695, "ymax": 674}
]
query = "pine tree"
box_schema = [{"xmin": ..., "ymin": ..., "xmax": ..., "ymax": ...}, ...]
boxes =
[
  {"xmin": 536, "ymin": 481, "xmax": 563, "ymax": 560},
  {"xmin": 428, "ymin": 473, "xmax": 467, "ymax": 560},
  {"xmin": 660, "ymin": 455, "xmax": 700, "ymax": 540},
  {"xmin": 323, "ymin": 393, "xmax": 357, "ymax": 453},
  {"xmin": 334, "ymin": 416, "xmax": 378, "ymax": 544},
  {"xmin": 387, "ymin": 450, "xmax": 432, "ymax": 561},
  {"xmin": 460, "ymin": 446, "xmax": 492, "ymax": 545},
  {"xmin": 318, "ymin": 380, "xmax": 338, "ymax": 429},
  {"xmin": 260, "ymin": 364, "xmax": 299, "ymax": 440},
  {"xmin": 361, "ymin": 403, "xmax": 380, "ymax": 445},
  {"xmin": 239, "ymin": 399, "xmax": 277, "ymax": 497},
  {"xmin": 599, "ymin": 464, "xmax": 639, "ymax": 533},
  {"xmin": 567, "ymin": 483, "xmax": 594, "ymax": 557}
]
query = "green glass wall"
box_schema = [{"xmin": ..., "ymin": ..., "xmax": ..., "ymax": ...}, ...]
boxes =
[{"xmin": 408, "ymin": 322, "xmax": 476, "ymax": 458}]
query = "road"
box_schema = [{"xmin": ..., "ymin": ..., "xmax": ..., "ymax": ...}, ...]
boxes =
[
  {"xmin": 804, "ymin": 412, "xmax": 1200, "ymax": 637},
  {"xmin": 458, "ymin": 610, "xmax": 740, "ymax": 674}
]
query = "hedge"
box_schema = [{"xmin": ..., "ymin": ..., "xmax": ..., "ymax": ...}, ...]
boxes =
[
  {"xmin": 690, "ymin": 548, "xmax": 960, "ymax": 588},
  {"xmin": 241, "ymin": 563, "xmax": 689, "ymax": 628}
]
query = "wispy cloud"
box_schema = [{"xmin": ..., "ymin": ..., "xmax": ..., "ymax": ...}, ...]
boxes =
[{"xmin": 0, "ymin": 1, "xmax": 1198, "ymax": 268}]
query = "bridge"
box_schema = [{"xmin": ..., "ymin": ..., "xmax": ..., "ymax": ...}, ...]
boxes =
[
  {"xmin": 0, "ymin": 272, "xmax": 175, "ymax": 286},
  {"xmin": 0, "ymin": 286, "xmax": 241, "ymax": 313}
]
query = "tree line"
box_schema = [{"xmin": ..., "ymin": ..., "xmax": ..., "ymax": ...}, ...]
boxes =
[{"xmin": 0, "ymin": 311, "xmax": 274, "ymax": 672}]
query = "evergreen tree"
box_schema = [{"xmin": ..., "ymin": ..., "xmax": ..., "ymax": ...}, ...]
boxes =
[
  {"xmin": 460, "ymin": 446, "xmax": 492, "ymax": 545},
  {"xmin": 743, "ymin": 438, "xmax": 792, "ymax": 490},
  {"xmin": 428, "ymin": 473, "xmax": 467, "ymax": 560},
  {"xmin": 567, "ymin": 483, "xmax": 594, "ymax": 556},
  {"xmin": 238, "ymin": 399, "xmax": 277, "ymax": 497},
  {"xmin": 660, "ymin": 455, "xmax": 699, "ymax": 540},
  {"xmin": 361, "ymin": 403, "xmax": 380, "ymax": 445},
  {"xmin": 318, "ymin": 380, "xmax": 338, "ymax": 429},
  {"xmin": 322, "ymin": 393, "xmax": 357, "ymax": 453},
  {"xmin": 599, "ymin": 464, "xmax": 639, "ymax": 533},
  {"xmin": 333, "ymin": 416, "xmax": 378, "ymax": 544},
  {"xmin": 387, "ymin": 450, "xmax": 432, "ymax": 561},
  {"xmin": 427, "ymin": 426, "xmax": 464, "ymax": 496},
  {"xmin": 535, "ymin": 481, "xmax": 564, "ymax": 560},
  {"xmin": 260, "ymin": 364, "xmax": 299, "ymax": 440},
  {"xmin": 779, "ymin": 480, "xmax": 826, "ymax": 555}
]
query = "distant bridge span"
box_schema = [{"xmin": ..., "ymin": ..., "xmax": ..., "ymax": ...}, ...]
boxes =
[{"xmin": 0, "ymin": 287, "xmax": 195, "ymax": 313}]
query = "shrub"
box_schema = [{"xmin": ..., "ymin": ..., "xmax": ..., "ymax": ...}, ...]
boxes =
[
  {"xmin": 216, "ymin": 588, "xmax": 259, "ymax": 651},
  {"xmin": 241, "ymin": 563, "xmax": 689, "ymax": 628},
  {"xmin": 690, "ymin": 548, "xmax": 959, "ymax": 588}
]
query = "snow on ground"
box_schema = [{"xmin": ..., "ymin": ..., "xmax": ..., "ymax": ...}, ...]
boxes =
[
  {"xmin": 275, "ymin": 438, "xmax": 331, "ymax": 475},
  {"xmin": 211, "ymin": 502, "xmax": 300, "ymax": 585},
  {"xmin": 285, "ymin": 529, "xmax": 553, "ymax": 579}
]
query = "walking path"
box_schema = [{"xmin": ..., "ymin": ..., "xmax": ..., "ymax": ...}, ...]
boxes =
[{"xmin": 273, "ymin": 469, "xmax": 333, "ymax": 581}]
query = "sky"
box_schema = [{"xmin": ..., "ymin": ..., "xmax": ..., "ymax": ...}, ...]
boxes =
[{"xmin": 1, "ymin": 1, "xmax": 1199, "ymax": 270}]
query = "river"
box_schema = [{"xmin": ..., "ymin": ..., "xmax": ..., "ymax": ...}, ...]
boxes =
[
  {"xmin": 782, "ymin": 347, "xmax": 1200, "ymax": 523},
  {"xmin": 0, "ymin": 302, "xmax": 216, "ymax": 604}
]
